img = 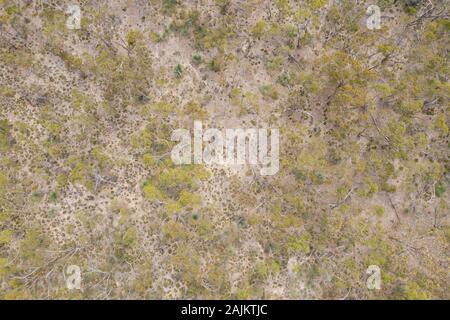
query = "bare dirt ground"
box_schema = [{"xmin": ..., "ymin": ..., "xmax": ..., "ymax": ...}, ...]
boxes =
[{"xmin": 0, "ymin": 0, "xmax": 448, "ymax": 299}]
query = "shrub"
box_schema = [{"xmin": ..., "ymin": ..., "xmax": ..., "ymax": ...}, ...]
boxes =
[
  {"xmin": 192, "ymin": 54, "xmax": 202, "ymax": 65},
  {"xmin": 143, "ymin": 182, "xmax": 163, "ymax": 201},
  {"xmin": 0, "ymin": 229, "xmax": 13, "ymax": 245},
  {"xmin": 435, "ymin": 183, "xmax": 446, "ymax": 198},
  {"xmin": 251, "ymin": 20, "xmax": 267, "ymax": 38},
  {"xmin": 174, "ymin": 64, "xmax": 183, "ymax": 79}
]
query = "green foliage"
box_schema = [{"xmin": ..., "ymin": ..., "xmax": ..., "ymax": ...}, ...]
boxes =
[
  {"xmin": 192, "ymin": 54, "xmax": 202, "ymax": 65},
  {"xmin": 178, "ymin": 190, "xmax": 201, "ymax": 208},
  {"xmin": 266, "ymin": 56, "xmax": 284, "ymax": 74},
  {"xmin": 68, "ymin": 161, "xmax": 94, "ymax": 190},
  {"xmin": 276, "ymin": 0, "xmax": 292, "ymax": 15},
  {"xmin": 162, "ymin": 0, "xmax": 179, "ymax": 15},
  {"xmin": 20, "ymin": 228, "xmax": 47, "ymax": 264},
  {"xmin": 71, "ymin": 90, "xmax": 96, "ymax": 112},
  {"xmin": 0, "ymin": 50, "xmax": 32, "ymax": 69},
  {"xmin": 321, "ymin": 51, "xmax": 373, "ymax": 86},
  {"xmin": 357, "ymin": 179, "xmax": 378, "ymax": 197},
  {"xmin": 75, "ymin": 210, "xmax": 98, "ymax": 232},
  {"xmin": 0, "ymin": 86, "xmax": 15, "ymax": 98},
  {"xmin": 308, "ymin": 0, "xmax": 328, "ymax": 10},
  {"xmin": 434, "ymin": 114, "xmax": 448, "ymax": 136},
  {"xmin": 397, "ymin": 100, "xmax": 422, "ymax": 116},
  {"xmin": 82, "ymin": 38, "xmax": 153, "ymax": 104},
  {"xmin": 435, "ymin": 183, "xmax": 446, "ymax": 197},
  {"xmin": 0, "ymin": 257, "xmax": 9, "ymax": 278},
  {"xmin": 251, "ymin": 20, "xmax": 267, "ymax": 38},
  {"xmin": 5, "ymin": 5, "xmax": 21, "ymax": 16},
  {"xmin": 92, "ymin": 148, "xmax": 111, "ymax": 169},
  {"xmin": 122, "ymin": 226, "xmax": 138, "ymax": 248},
  {"xmin": 209, "ymin": 55, "xmax": 225, "ymax": 72},
  {"xmin": 287, "ymin": 232, "xmax": 311, "ymax": 253},
  {"xmin": 229, "ymin": 88, "xmax": 243, "ymax": 107},
  {"xmin": 52, "ymin": 47, "xmax": 83, "ymax": 70},
  {"xmin": 143, "ymin": 182, "xmax": 164, "ymax": 201},
  {"xmin": 292, "ymin": 168, "xmax": 306, "ymax": 181},
  {"xmin": 372, "ymin": 205, "xmax": 385, "ymax": 217},
  {"xmin": 143, "ymin": 166, "xmax": 209, "ymax": 212},
  {"xmin": 295, "ymin": 8, "xmax": 312, "ymax": 23},
  {"xmin": 174, "ymin": 64, "xmax": 183, "ymax": 79},
  {"xmin": 126, "ymin": 30, "xmax": 142, "ymax": 47},
  {"xmin": 403, "ymin": 282, "xmax": 431, "ymax": 300},
  {"xmin": 131, "ymin": 118, "xmax": 172, "ymax": 151},
  {"xmin": 0, "ymin": 119, "xmax": 12, "ymax": 151},
  {"xmin": 259, "ymin": 84, "xmax": 279, "ymax": 100},
  {"xmin": 215, "ymin": 0, "xmax": 230, "ymax": 14},
  {"xmin": 0, "ymin": 229, "xmax": 13, "ymax": 245},
  {"xmin": 184, "ymin": 100, "xmax": 209, "ymax": 120},
  {"xmin": 163, "ymin": 221, "xmax": 189, "ymax": 242},
  {"xmin": 114, "ymin": 225, "xmax": 139, "ymax": 260},
  {"xmin": 194, "ymin": 25, "xmax": 235, "ymax": 51},
  {"xmin": 0, "ymin": 212, "xmax": 10, "ymax": 225},
  {"xmin": 277, "ymin": 73, "xmax": 293, "ymax": 87},
  {"xmin": 254, "ymin": 259, "xmax": 281, "ymax": 280},
  {"xmin": 171, "ymin": 10, "xmax": 200, "ymax": 35},
  {"xmin": 131, "ymin": 260, "xmax": 154, "ymax": 297},
  {"xmin": 169, "ymin": 246, "xmax": 202, "ymax": 292},
  {"xmin": 142, "ymin": 153, "xmax": 157, "ymax": 168},
  {"xmin": 0, "ymin": 171, "xmax": 8, "ymax": 197},
  {"xmin": 312, "ymin": 171, "xmax": 324, "ymax": 185},
  {"xmin": 236, "ymin": 286, "xmax": 253, "ymax": 300}
]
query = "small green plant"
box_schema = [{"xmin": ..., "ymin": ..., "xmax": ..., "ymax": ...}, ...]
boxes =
[
  {"xmin": 251, "ymin": 20, "xmax": 267, "ymax": 38},
  {"xmin": 49, "ymin": 192, "xmax": 58, "ymax": 202},
  {"xmin": 259, "ymin": 84, "xmax": 279, "ymax": 100},
  {"xmin": 312, "ymin": 171, "xmax": 324, "ymax": 185},
  {"xmin": 192, "ymin": 54, "xmax": 202, "ymax": 65},
  {"xmin": 209, "ymin": 56, "xmax": 224, "ymax": 72},
  {"xmin": 372, "ymin": 205, "xmax": 385, "ymax": 217},
  {"xmin": 142, "ymin": 153, "xmax": 156, "ymax": 168},
  {"xmin": 435, "ymin": 183, "xmax": 446, "ymax": 197},
  {"xmin": 126, "ymin": 30, "xmax": 142, "ymax": 47},
  {"xmin": 292, "ymin": 168, "xmax": 306, "ymax": 181},
  {"xmin": 277, "ymin": 73, "xmax": 291, "ymax": 87},
  {"xmin": 215, "ymin": 0, "xmax": 230, "ymax": 14},
  {"xmin": 143, "ymin": 182, "xmax": 163, "ymax": 201},
  {"xmin": 163, "ymin": 0, "xmax": 179, "ymax": 15},
  {"xmin": 0, "ymin": 229, "xmax": 13, "ymax": 245},
  {"xmin": 174, "ymin": 64, "xmax": 183, "ymax": 78}
]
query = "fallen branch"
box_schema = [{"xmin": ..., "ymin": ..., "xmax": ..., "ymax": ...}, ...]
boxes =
[{"xmin": 387, "ymin": 195, "xmax": 401, "ymax": 223}]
